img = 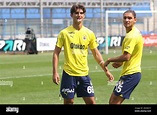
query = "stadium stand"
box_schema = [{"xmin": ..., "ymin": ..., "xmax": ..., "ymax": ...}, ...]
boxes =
[{"xmin": 0, "ymin": 0, "xmax": 156, "ymax": 39}]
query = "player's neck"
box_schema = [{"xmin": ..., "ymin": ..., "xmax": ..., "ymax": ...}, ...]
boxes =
[
  {"xmin": 126, "ymin": 27, "xmax": 133, "ymax": 33},
  {"xmin": 126, "ymin": 25, "xmax": 134, "ymax": 33},
  {"xmin": 72, "ymin": 23, "xmax": 83, "ymax": 30}
]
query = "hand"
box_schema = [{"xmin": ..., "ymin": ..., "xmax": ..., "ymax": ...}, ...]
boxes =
[
  {"xmin": 52, "ymin": 73, "xmax": 60, "ymax": 85},
  {"xmin": 104, "ymin": 60, "xmax": 110, "ymax": 67},
  {"xmin": 112, "ymin": 62, "xmax": 123, "ymax": 68},
  {"xmin": 105, "ymin": 71, "xmax": 114, "ymax": 82}
]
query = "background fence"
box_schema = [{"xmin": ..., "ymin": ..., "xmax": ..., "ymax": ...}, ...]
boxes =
[
  {"xmin": 0, "ymin": 0, "xmax": 157, "ymax": 55},
  {"xmin": 0, "ymin": 10, "xmax": 157, "ymax": 40}
]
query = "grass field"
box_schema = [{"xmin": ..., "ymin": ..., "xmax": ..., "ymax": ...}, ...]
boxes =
[{"xmin": 0, "ymin": 47, "xmax": 157, "ymax": 104}]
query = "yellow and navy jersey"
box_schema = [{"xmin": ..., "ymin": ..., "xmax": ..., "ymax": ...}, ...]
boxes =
[
  {"xmin": 120, "ymin": 26, "xmax": 144, "ymax": 76},
  {"xmin": 56, "ymin": 25, "xmax": 98, "ymax": 76}
]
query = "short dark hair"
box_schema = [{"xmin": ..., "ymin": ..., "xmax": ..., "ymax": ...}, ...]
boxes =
[
  {"xmin": 70, "ymin": 4, "xmax": 86, "ymax": 14},
  {"xmin": 123, "ymin": 10, "xmax": 136, "ymax": 18}
]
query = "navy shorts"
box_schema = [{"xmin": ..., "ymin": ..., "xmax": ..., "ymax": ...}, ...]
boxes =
[
  {"xmin": 113, "ymin": 72, "xmax": 141, "ymax": 99},
  {"xmin": 60, "ymin": 70, "xmax": 95, "ymax": 99}
]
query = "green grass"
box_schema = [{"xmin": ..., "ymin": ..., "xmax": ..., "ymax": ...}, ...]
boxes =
[{"xmin": 0, "ymin": 47, "xmax": 157, "ymax": 104}]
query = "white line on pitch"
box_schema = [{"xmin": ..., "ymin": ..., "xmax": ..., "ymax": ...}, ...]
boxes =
[{"xmin": 0, "ymin": 66, "xmax": 157, "ymax": 80}]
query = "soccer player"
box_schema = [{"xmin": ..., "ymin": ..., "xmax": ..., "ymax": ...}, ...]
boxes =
[
  {"xmin": 52, "ymin": 4, "xmax": 114, "ymax": 104},
  {"xmin": 104, "ymin": 10, "xmax": 144, "ymax": 104}
]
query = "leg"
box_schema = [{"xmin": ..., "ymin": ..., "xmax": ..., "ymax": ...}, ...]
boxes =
[
  {"xmin": 77, "ymin": 76, "xmax": 95, "ymax": 104},
  {"xmin": 64, "ymin": 98, "xmax": 74, "ymax": 104},
  {"xmin": 109, "ymin": 73, "xmax": 141, "ymax": 104},
  {"xmin": 83, "ymin": 97, "xmax": 96, "ymax": 104},
  {"xmin": 60, "ymin": 71, "xmax": 76, "ymax": 104},
  {"xmin": 109, "ymin": 92, "xmax": 125, "ymax": 104}
]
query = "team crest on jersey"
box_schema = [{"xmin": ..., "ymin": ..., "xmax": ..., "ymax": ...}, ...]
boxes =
[{"xmin": 83, "ymin": 36, "xmax": 86, "ymax": 40}]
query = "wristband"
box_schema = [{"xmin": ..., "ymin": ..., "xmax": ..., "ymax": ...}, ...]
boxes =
[{"xmin": 99, "ymin": 60, "xmax": 104, "ymax": 65}]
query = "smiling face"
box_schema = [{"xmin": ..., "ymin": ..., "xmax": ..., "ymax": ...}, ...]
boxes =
[
  {"xmin": 123, "ymin": 10, "xmax": 137, "ymax": 32},
  {"xmin": 71, "ymin": 9, "xmax": 85, "ymax": 24},
  {"xmin": 70, "ymin": 4, "xmax": 86, "ymax": 25}
]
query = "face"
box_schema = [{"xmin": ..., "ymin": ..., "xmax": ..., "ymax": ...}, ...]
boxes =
[
  {"xmin": 71, "ymin": 9, "xmax": 85, "ymax": 24},
  {"xmin": 123, "ymin": 12, "xmax": 136, "ymax": 29}
]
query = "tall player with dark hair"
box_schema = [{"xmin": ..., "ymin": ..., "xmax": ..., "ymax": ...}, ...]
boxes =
[{"xmin": 52, "ymin": 4, "xmax": 114, "ymax": 104}]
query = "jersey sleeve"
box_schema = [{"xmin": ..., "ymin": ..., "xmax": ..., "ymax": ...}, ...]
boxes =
[
  {"xmin": 89, "ymin": 32, "xmax": 99, "ymax": 49},
  {"xmin": 56, "ymin": 31, "xmax": 64, "ymax": 48},
  {"xmin": 123, "ymin": 37, "xmax": 136, "ymax": 55}
]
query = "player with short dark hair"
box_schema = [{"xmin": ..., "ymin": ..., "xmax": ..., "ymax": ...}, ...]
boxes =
[
  {"xmin": 52, "ymin": 4, "xmax": 114, "ymax": 104},
  {"xmin": 104, "ymin": 10, "xmax": 144, "ymax": 104}
]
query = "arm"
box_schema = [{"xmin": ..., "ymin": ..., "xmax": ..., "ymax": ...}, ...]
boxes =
[
  {"xmin": 112, "ymin": 62, "xmax": 123, "ymax": 68},
  {"xmin": 91, "ymin": 48, "xmax": 114, "ymax": 82},
  {"xmin": 52, "ymin": 46, "xmax": 61, "ymax": 85},
  {"xmin": 104, "ymin": 51, "xmax": 131, "ymax": 67}
]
